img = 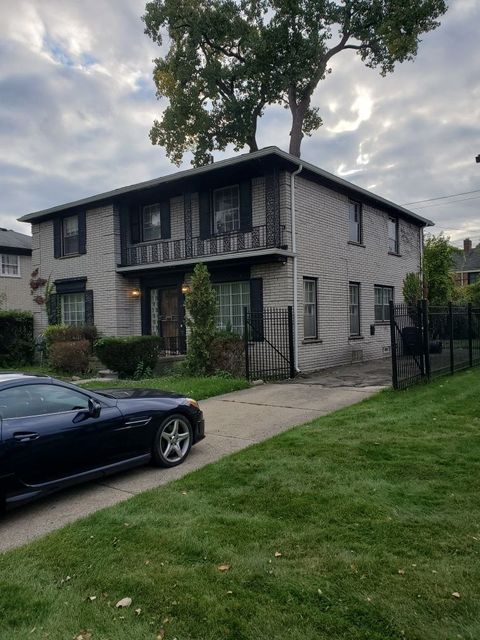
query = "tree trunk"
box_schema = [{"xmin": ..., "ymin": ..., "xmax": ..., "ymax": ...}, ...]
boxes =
[
  {"xmin": 288, "ymin": 96, "xmax": 310, "ymax": 158},
  {"xmin": 248, "ymin": 137, "xmax": 259, "ymax": 152}
]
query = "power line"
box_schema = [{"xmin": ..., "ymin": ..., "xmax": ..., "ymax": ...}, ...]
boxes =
[
  {"xmin": 410, "ymin": 194, "xmax": 480, "ymax": 211},
  {"xmin": 403, "ymin": 188, "xmax": 480, "ymax": 206}
]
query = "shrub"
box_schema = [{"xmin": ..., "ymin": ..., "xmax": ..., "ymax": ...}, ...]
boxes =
[
  {"xmin": 95, "ymin": 336, "xmax": 163, "ymax": 378},
  {"xmin": 184, "ymin": 263, "xmax": 217, "ymax": 375},
  {"xmin": 49, "ymin": 340, "xmax": 91, "ymax": 375},
  {"xmin": 211, "ymin": 333, "xmax": 245, "ymax": 378},
  {"xmin": 44, "ymin": 324, "xmax": 98, "ymax": 349},
  {"xmin": 0, "ymin": 311, "xmax": 34, "ymax": 366}
]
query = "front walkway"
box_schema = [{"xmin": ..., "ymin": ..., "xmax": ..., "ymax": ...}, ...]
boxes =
[
  {"xmin": 0, "ymin": 380, "xmax": 385, "ymax": 552},
  {"xmin": 294, "ymin": 357, "xmax": 393, "ymax": 388}
]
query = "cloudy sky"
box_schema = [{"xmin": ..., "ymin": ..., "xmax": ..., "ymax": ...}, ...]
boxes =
[{"xmin": 0, "ymin": 0, "xmax": 479, "ymax": 246}]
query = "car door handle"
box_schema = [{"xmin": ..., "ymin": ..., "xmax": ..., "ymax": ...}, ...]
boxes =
[{"xmin": 13, "ymin": 432, "xmax": 40, "ymax": 442}]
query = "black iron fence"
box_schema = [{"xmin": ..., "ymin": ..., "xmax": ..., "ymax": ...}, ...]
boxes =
[
  {"xmin": 244, "ymin": 306, "xmax": 295, "ymax": 381},
  {"xmin": 390, "ymin": 301, "xmax": 480, "ymax": 389}
]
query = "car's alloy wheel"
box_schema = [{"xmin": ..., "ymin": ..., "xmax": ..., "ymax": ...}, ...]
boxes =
[{"xmin": 153, "ymin": 414, "xmax": 192, "ymax": 467}]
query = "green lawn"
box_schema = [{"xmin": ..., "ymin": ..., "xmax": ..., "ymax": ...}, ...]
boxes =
[
  {"xmin": 1, "ymin": 371, "xmax": 480, "ymax": 639},
  {"xmin": 83, "ymin": 375, "xmax": 250, "ymax": 400}
]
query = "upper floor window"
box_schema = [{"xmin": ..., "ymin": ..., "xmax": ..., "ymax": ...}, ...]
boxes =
[
  {"xmin": 1, "ymin": 254, "xmax": 19, "ymax": 277},
  {"xmin": 61, "ymin": 292, "xmax": 86, "ymax": 326},
  {"xmin": 388, "ymin": 217, "xmax": 399, "ymax": 254},
  {"xmin": 374, "ymin": 285, "xmax": 393, "ymax": 322},
  {"xmin": 303, "ymin": 278, "xmax": 318, "ymax": 339},
  {"xmin": 349, "ymin": 202, "xmax": 362, "ymax": 244},
  {"xmin": 213, "ymin": 186, "xmax": 240, "ymax": 235},
  {"xmin": 143, "ymin": 204, "xmax": 162, "ymax": 241},
  {"xmin": 62, "ymin": 215, "xmax": 79, "ymax": 255}
]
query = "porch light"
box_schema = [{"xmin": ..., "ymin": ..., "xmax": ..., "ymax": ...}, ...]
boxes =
[
  {"xmin": 181, "ymin": 283, "xmax": 191, "ymax": 295},
  {"xmin": 131, "ymin": 288, "xmax": 141, "ymax": 298}
]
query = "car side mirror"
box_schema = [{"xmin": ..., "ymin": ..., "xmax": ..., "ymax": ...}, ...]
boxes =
[{"xmin": 88, "ymin": 398, "xmax": 101, "ymax": 419}]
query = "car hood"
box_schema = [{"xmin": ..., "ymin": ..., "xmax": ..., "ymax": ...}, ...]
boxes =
[{"xmin": 93, "ymin": 388, "xmax": 185, "ymax": 400}]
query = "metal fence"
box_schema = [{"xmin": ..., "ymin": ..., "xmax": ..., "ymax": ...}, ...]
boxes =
[
  {"xmin": 390, "ymin": 301, "xmax": 480, "ymax": 389},
  {"xmin": 244, "ymin": 306, "xmax": 295, "ymax": 381}
]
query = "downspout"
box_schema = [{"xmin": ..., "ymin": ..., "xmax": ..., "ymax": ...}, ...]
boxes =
[{"xmin": 291, "ymin": 163, "xmax": 303, "ymax": 372}]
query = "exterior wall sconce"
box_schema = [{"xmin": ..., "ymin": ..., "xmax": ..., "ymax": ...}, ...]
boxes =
[
  {"xmin": 131, "ymin": 288, "xmax": 141, "ymax": 298},
  {"xmin": 181, "ymin": 283, "xmax": 191, "ymax": 295}
]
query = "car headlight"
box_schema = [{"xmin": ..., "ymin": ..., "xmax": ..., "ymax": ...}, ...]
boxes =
[{"xmin": 186, "ymin": 398, "xmax": 200, "ymax": 409}]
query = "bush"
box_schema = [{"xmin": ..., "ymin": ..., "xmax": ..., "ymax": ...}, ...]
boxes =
[
  {"xmin": 95, "ymin": 336, "xmax": 163, "ymax": 378},
  {"xmin": 49, "ymin": 340, "xmax": 91, "ymax": 375},
  {"xmin": 184, "ymin": 263, "xmax": 217, "ymax": 376},
  {"xmin": 210, "ymin": 333, "xmax": 245, "ymax": 378},
  {"xmin": 0, "ymin": 311, "xmax": 34, "ymax": 366},
  {"xmin": 44, "ymin": 324, "xmax": 98, "ymax": 349}
]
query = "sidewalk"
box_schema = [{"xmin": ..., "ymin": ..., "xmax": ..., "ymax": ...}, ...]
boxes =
[{"xmin": 0, "ymin": 381, "xmax": 384, "ymax": 552}]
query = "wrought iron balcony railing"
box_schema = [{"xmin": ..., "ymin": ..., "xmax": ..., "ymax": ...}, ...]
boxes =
[{"xmin": 121, "ymin": 224, "xmax": 284, "ymax": 267}]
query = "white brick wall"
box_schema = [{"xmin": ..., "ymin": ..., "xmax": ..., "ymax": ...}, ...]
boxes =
[{"xmin": 0, "ymin": 254, "xmax": 33, "ymax": 312}]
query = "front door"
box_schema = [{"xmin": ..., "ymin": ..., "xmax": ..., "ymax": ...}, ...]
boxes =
[{"xmin": 158, "ymin": 288, "xmax": 185, "ymax": 354}]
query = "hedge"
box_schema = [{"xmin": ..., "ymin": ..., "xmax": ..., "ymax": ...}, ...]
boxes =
[
  {"xmin": 0, "ymin": 311, "xmax": 34, "ymax": 366},
  {"xmin": 94, "ymin": 336, "xmax": 163, "ymax": 378},
  {"xmin": 49, "ymin": 340, "xmax": 91, "ymax": 375},
  {"xmin": 44, "ymin": 324, "xmax": 98, "ymax": 348}
]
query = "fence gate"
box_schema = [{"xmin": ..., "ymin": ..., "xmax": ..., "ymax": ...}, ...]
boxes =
[
  {"xmin": 390, "ymin": 300, "xmax": 480, "ymax": 390},
  {"xmin": 243, "ymin": 306, "xmax": 295, "ymax": 381}
]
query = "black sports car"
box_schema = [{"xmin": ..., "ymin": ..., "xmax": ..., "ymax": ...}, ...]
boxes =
[{"xmin": 0, "ymin": 373, "xmax": 204, "ymax": 510}]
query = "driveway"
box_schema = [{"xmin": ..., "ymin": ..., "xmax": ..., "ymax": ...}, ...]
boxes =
[{"xmin": 0, "ymin": 379, "xmax": 385, "ymax": 552}]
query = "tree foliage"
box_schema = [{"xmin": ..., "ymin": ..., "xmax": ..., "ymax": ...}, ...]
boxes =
[
  {"xmin": 184, "ymin": 263, "xmax": 218, "ymax": 375},
  {"xmin": 423, "ymin": 233, "xmax": 455, "ymax": 305},
  {"xmin": 143, "ymin": 0, "xmax": 447, "ymax": 164},
  {"xmin": 402, "ymin": 272, "xmax": 423, "ymax": 306}
]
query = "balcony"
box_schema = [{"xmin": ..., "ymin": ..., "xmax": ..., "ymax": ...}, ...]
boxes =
[{"xmin": 120, "ymin": 224, "xmax": 287, "ymax": 268}]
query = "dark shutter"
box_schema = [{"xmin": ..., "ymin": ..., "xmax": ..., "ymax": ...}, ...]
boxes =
[
  {"xmin": 53, "ymin": 219, "xmax": 62, "ymax": 258},
  {"xmin": 130, "ymin": 204, "xmax": 142, "ymax": 244},
  {"xmin": 239, "ymin": 179, "xmax": 252, "ymax": 231},
  {"xmin": 78, "ymin": 211, "xmax": 87, "ymax": 254},
  {"xmin": 160, "ymin": 200, "xmax": 171, "ymax": 239},
  {"xmin": 85, "ymin": 290, "xmax": 94, "ymax": 326},
  {"xmin": 249, "ymin": 278, "xmax": 264, "ymax": 342},
  {"xmin": 47, "ymin": 293, "xmax": 59, "ymax": 325},
  {"xmin": 199, "ymin": 191, "xmax": 211, "ymax": 240}
]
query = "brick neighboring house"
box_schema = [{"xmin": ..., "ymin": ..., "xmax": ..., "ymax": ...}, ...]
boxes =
[
  {"xmin": 452, "ymin": 239, "xmax": 480, "ymax": 286},
  {"xmin": 18, "ymin": 147, "xmax": 432, "ymax": 373},
  {"xmin": 0, "ymin": 228, "xmax": 32, "ymax": 312}
]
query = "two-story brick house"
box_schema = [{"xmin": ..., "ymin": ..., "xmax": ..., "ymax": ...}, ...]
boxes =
[
  {"xmin": 18, "ymin": 147, "xmax": 432, "ymax": 373},
  {"xmin": 0, "ymin": 228, "xmax": 32, "ymax": 312}
]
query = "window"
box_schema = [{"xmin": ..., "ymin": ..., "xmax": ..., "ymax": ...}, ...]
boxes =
[
  {"xmin": 214, "ymin": 281, "xmax": 250, "ymax": 334},
  {"xmin": 61, "ymin": 293, "xmax": 86, "ymax": 326},
  {"xmin": 303, "ymin": 278, "xmax": 317, "ymax": 339},
  {"xmin": 388, "ymin": 217, "xmax": 399, "ymax": 253},
  {"xmin": 349, "ymin": 283, "xmax": 360, "ymax": 336},
  {"xmin": 213, "ymin": 186, "xmax": 240, "ymax": 234},
  {"xmin": 1, "ymin": 254, "xmax": 19, "ymax": 277},
  {"xmin": 143, "ymin": 204, "xmax": 162, "ymax": 241},
  {"xmin": 374, "ymin": 285, "xmax": 393, "ymax": 322},
  {"xmin": 468, "ymin": 272, "xmax": 479, "ymax": 285},
  {"xmin": 62, "ymin": 215, "xmax": 79, "ymax": 255},
  {"xmin": 0, "ymin": 384, "xmax": 90, "ymax": 419},
  {"xmin": 349, "ymin": 202, "xmax": 362, "ymax": 244}
]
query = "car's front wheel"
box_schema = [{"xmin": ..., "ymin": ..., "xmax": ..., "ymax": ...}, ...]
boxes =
[{"xmin": 152, "ymin": 414, "xmax": 193, "ymax": 468}]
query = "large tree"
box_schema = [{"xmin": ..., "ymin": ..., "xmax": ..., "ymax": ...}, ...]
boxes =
[{"xmin": 144, "ymin": 0, "xmax": 447, "ymax": 165}]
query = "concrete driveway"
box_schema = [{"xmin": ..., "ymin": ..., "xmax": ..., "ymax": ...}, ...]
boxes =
[{"xmin": 0, "ymin": 380, "xmax": 384, "ymax": 553}]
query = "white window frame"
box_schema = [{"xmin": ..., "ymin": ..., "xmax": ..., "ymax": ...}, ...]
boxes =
[
  {"xmin": 142, "ymin": 204, "xmax": 162, "ymax": 242},
  {"xmin": 349, "ymin": 283, "xmax": 361, "ymax": 336},
  {"xmin": 61, "ymin": 292, "xmax": 86, "ymax": 327},
  {"xmin": 1, "ymin": 254, "xmax": 20, "ymax": 278},
  {"xmin": 374, "ymin": 285, "xmax": 393, "ymax": 323},
  {"xmin": 388, "ymin": 217, "xmax": 399, "ymax": 254},
  {"xmin": 213, "ymin": 185, "xmax": 240, "ymax": 235},
  {"xmin": 349, "ymin": 202, "xmax": 362, "ymax": 244},
  {"xmin": 62, "ymin": 214, "xmax": 79, "ymax": 256},
  {"xmin": 303, "ymin": 278, "xmax": 318, "ymax": 339},
  {"xmin": 213, "ymin": 281, "xmax": 250, "ymax": 335}
]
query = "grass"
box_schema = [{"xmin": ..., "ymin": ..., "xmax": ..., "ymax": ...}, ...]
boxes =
[
  {"xmin": 83, "ymin": 375, "xmax": 250, "ymax": 400},
  {"xmin": 1, "ymin": 370, "xmax": 480, "ymax": 639}
]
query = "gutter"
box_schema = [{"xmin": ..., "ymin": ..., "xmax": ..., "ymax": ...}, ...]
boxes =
[{"xmin": 291, "ymin": 163, "xmax": 303, "ymax": 373}]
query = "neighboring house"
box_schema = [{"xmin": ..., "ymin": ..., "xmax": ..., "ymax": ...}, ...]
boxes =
[
  {"xmin": 0, "ymin": 228, "xmax": 32, "ymax": 312},
  {"xmin": 452, "ymin": 239, "xmax": 480, "ymax": 286},
  {"xmin": 18, "ymin": 147, "xmax": 432, "ymax": 373}
]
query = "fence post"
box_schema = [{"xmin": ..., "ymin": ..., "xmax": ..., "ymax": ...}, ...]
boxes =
[
  {"xmin": 468, "ymin": 303, "xmax": 473, "ymax": 368},
  {"xmin": 389, "ymin": 300, "xmax": 398, "ymax": 390},
  {"xmin": 421, "ymin": 299, "xmax": 431, "ymax": 380},
  {"xmin": 287, "ymin": 306, "xmax": 295, "ymax": 379},
  {"xmin": 448, "ymin": 302, "xmax": 454, "ymax": 374},
  {"xmin": 243, "ymin": 306, "xmax": 250, "ymax": 381}
]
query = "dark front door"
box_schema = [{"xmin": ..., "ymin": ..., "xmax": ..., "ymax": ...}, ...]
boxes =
[{"xmin": 158, "ymin": 288, "xmax": 185, "ymax": 354}]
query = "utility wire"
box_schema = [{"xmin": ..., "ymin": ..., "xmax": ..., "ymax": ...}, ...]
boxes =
[
  {"xmin": 403, "ymin": 188, "xmax": 480, "ymax": 206},
  {"xmin": 410, "ymin": 194, "xmax": 480, "ymax": 211}
]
